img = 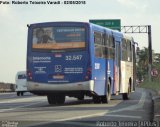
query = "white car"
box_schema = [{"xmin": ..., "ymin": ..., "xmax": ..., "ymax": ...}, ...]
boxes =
[{"xmin": 15, "ymin": 71, "xmax": 27, "ymax": 96}]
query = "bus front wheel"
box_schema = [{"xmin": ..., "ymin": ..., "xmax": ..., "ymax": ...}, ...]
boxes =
[{"xmin": 122, "ymin": 85, "xmax": 130, "ymax": 100}]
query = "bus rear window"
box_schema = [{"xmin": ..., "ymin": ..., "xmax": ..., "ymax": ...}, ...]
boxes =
[{"xmin": 32, "ymin": 27, "xmax": 86, "ymax": 51}]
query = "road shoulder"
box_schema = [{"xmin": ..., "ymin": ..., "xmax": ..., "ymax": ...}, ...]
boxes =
[{"xmin": 149, "ymin": 89, "xmax": 160, "ymax": 121}]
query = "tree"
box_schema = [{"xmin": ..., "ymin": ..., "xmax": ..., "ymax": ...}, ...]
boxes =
[
  {"xmin": 152, "ymin": 53, "xmax": 160, "ymax": 81},
  {"xmin": 136, "ymin": 47, "xmax": 149, "ymax": 81},
  {"xmin": 136, "ymin": 47, "xmax": 160, "ymax": 81}
]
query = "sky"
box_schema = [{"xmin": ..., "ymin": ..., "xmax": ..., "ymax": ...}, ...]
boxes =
[{"xmin": 0, "ymin": 0, "xmax": 160, "ymax": 83}]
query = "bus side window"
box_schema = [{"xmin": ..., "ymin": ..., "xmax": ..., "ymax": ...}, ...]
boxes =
[
  {"xmin": 94, "ymin": 32, "xmax": 103, "ymax": 45},
  {"xmin": 122, "ymin": 38, "xmax": 127, "ymax": 61},
  {"xmin": 129, "ymin": 41, "xmax": 133, "ymax": 62},
  {"xmin": 95, "ymin": 46, "xmax": 102, "ymax": 58},
  {"xmin": 110, "ymin": 36, "xmax": 115, "ymax": 59},
  {"xmin": 94, "ymin": 32, "xmax": 103, "ymax": 58},
  {"xmin": 18, "ymin": 74, "xmax": 26, "ymax": 79},
  {"xmin": 103, "ymin": 34, "xmax": 115, "ymax": 59},
  {"xmin": 126, "ymin": 40, "xmax": 132, "ymax": 62},
  {"xmin": 104, "ymin": 34, "xmax": 109, "ymax": 47}
]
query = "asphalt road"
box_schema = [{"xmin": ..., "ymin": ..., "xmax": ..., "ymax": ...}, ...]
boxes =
[{"xmin": 0, "ymin": 88, "xmax": 155, "ymax": 127}]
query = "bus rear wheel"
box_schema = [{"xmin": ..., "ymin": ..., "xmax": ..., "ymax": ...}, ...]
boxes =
[
  {"xmin": 122, "ymin": 93, "xmax": 129, "ymax": 100},
  {"xmin": 101, "ymin": 82, "xmax": 111, "ymax": 103},
  {"xmin": 56, "ymin": 95, "xmax": 65, "ymax": 104},
  {"xmin": 47, "ymin": 95, "xmax": 65, "ymax": 105},
  {"xmin": 47, "ymin": 95, "xmax": 57, "ymax": 105},
  {"xmin": 77, "ymin": 95, "xmax": 84, "ymax": 101},
  {"xmin": 122, "ymin": 85, "xmax": 130, "ymax": 100},
  {"xmin": 93, "ymin": 96, "xmax": 101, "ymax": 104}
]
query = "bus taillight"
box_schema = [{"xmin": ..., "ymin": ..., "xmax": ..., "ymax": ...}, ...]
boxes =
[
  {"xmin": 87, "ymin": 68, "xmax": 92, "ymax": 74},
  {"xmin": 85, "ymin": 67, "xmax": 92, "ymax": 80}
]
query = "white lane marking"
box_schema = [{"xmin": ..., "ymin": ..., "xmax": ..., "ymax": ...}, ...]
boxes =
[
  {"xmin": 105, "ymin": 114, "xmax": 141, "ymax": 119},
  {"xmin": 108, "ymin": 91, "xmax": 146, "ymax": 114},
  {"xmin": 0, "ymin": 96, "xmax": 46, "ymax": 113},
  {"xmin": 0, "ymin": 93, "xmax": 17, "ymax": 99},
  {"xmin": 0, "ymin": 101, "xmax": 46, "ymax": 113},
  {"xmin": 54, "ymin": 111, "xmax": 109, "ymax": 122},
  {"xmin": 10, "ymin": 95, "xmax": 17, "ymax": 98},
  {"xmin": 53, "ymin": 90, "xmax": 146, "ymax": 121},
  {"xmin": 0, "ymin": 92, "xmax": 16, "ymax": 95},
  {"xmin": 0, "ymin": 96, "xmax": 46, "ymax": 103}
]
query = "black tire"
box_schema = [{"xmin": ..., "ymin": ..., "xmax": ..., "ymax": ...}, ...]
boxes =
[
  {"xmin": 77, "ymin": 95, "xmax": 84, "ymax": 101},
  {"xmin": 21, "ymin": 92, "xmax": 24, "ymax": 96},
  {"xmin": 47, "ymin": 95, "xmax": 57, "ymax": 105},
  {"xmin": 17, "ymin": 92, "xmax": 20, "ymax": 96},
  {"xmin": 101, "ymin": 82, "xmax": 111, "ymax": 104},
  {"xmin": 122, "ymin": 93, "xmax": 129, "ymax": 100},
  {"xmin": 93, "ymin": 96, "xmax": 101, "ymax": 104},
  {"xmin": 122, "ymin": 85, "xmax": 130, "ymax": 100},
  {"xmin": 56, "ymin": 95, "xmax": 65, "ymax": 104}
]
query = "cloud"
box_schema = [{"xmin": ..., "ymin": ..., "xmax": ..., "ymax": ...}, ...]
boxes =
[
  {"xmin": 116, "ymin": 0, "xmax": 149, "ymax": 13},
  {"xmin": 0, "ymin": 4, "xmax": 11, "ymax": 16},
  {"xmin": 117, "ymin": 0, "xmax": 135, "ymax": 6}
]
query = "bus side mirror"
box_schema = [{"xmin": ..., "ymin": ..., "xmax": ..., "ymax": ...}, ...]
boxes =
[{"xmin": 27, "ymin": 24, "xmax": 30, "ymax": 28}]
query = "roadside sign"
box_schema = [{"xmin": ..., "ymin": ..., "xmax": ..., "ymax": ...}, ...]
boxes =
[
  {"xmin": 151, "ymin": 69, "xmax": 158, "ymax": 77},
  {"xmin": 89, "ymin": 19, "xmax": 121, "ymax": 31}
]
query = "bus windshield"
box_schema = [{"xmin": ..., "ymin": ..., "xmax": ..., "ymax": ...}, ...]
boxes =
[
  {"xmin": 32, "ymin": 27, "xmax": 86, "ymax": 51},
  {"xmin": 18, "ymin": 74, "xmax": 26, "ymax": 79}
]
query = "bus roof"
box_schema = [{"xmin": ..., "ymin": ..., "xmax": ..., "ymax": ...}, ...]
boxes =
[
  {"xmin": 28, "ymin": 21, "xmax": 90, "ymax": 28},
  {"xmin": 89, "ymin": 23, "xmax": 113, "ymax": 34},
  {"xmin": 16, "ymin": 71, "xmax": 26, "ymax": 75}
]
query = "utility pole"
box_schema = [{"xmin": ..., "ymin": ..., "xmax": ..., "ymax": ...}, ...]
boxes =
[
  {"xmin": 148, "ymin": 25, "xmax": 152, "ymax": 82},
  {"xmin": 121, "ymin": 25, "xmax": 152, "ymax": 82}
]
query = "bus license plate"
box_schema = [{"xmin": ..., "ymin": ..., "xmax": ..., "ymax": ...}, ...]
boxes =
[{"xmin": 53, "ymin": 75, "xmax": 64, "ymax": 79}]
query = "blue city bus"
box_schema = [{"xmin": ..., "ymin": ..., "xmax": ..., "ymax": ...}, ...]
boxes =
[{"xmin": 27, "ymin": 22, "xmax": 136, "ymax": 104}]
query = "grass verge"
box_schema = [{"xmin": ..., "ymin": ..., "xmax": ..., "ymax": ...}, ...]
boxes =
[{"xmin": 139, "ymin": 81, "xmax": 160, "ymax": 92}]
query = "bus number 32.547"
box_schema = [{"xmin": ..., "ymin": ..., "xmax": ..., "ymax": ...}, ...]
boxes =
[{"xmin": 65, "ymin": 55, "xmax": 82, "ymax": 61}]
